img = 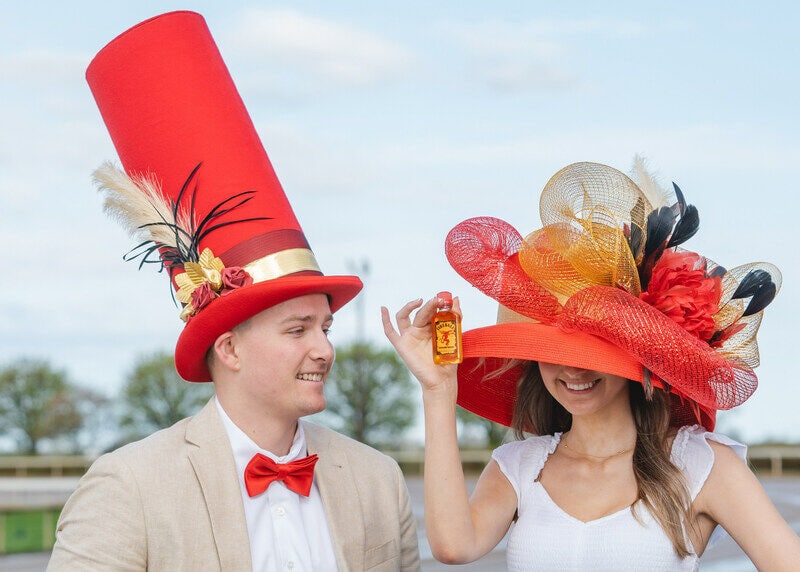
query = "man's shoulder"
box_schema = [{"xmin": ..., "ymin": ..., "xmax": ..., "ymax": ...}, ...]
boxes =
[
  {"xmin": 94, "ymin": 415, "xmax": 194, "ymax": 468},
  {"xmin": 98, "ymin": 399, "xmax": 221, "ymax": 465},
  {"xmin": 302, "ymin": 421, "xmax": 398, "ymax": 467}
]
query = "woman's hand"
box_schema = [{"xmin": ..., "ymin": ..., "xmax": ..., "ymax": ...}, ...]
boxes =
[
  {"xmin": 384, "ymin": 297, "xmax": 515, "ymax": 564},
  {"xmin": 381, "ymin": 296, "xmax": 460, "ymax": 397}
]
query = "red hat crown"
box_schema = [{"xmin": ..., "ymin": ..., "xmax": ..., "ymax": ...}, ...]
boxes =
[{"xmin": 86, "ymin": 11, "xmax": 362, "ymax": 381}]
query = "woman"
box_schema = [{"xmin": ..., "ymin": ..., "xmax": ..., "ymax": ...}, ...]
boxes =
[{"xmin": 383, "ymin": 161, "xmax": 800, "ymax": 570}]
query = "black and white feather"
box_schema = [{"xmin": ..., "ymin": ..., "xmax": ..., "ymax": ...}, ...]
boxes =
[{"xmin": 93, "ymin": 161, "xmax": 268, "ymax": 276}]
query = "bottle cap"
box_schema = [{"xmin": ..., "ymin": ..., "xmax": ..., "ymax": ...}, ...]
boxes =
[{"xmin": 436, "ymin": 291, "xmax": 453, "ymax": 306}]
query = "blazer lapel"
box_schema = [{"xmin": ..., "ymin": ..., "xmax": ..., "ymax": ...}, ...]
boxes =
[
  {"xmin": 186, "ymin": 399, "xmax": 252, "ymax": 571},
  {"xmin": 305, "ymin": 421, "xmax": 365, "ymax": 571}
]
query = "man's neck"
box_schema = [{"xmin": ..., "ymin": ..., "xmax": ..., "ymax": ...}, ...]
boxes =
[{"xmin": 215, "ymin": 395, "xmax": 299, "ymax": 456}]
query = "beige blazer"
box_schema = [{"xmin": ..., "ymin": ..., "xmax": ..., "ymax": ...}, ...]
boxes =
[{"xmin": 48, "ymin": 400, "xmax": 420, "ymax": 571}]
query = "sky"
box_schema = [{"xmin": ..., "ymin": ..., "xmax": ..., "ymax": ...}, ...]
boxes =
[{"xmin": 1, "ymin": 1, "xmax": 798, "ymax": 444}]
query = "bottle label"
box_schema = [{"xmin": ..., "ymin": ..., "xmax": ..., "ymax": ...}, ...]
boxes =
[{"xmin": 435, "ymin": 320, "xmax": 458, "ymax": 354}]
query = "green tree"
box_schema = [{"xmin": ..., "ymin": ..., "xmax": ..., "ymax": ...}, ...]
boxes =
[
  {"xmin": 66, "ymin": 386, "xmax": 113, "ymax": 454},
  {"xmin": 456, "ymin": 407, "xmax": 509, "ymax": 449},
  {"xmin": 0, "ymin": 359, "xmax": 94, "ymax": 454},
  {"xmin": 322, "ymin": 342, "xmax": 416, "ymax": 448},
  {"xmin": 120, "ymin": 352, "xmax": 214, "ymax": 441}
]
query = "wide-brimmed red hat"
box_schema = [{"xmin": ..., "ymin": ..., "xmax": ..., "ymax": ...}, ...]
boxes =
[
  {"xmin": 86, "ymin": 11, "xmax": 362, "ymax": 382},
  {"xmin": 447, "ymin": 161, "xmax": 780, "ymax": 431}
]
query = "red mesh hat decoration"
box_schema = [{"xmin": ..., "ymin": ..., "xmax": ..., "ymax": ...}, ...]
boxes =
[
  {"xmin": 446, "ymin": 160, "xmax": 780, "ymax": 431},
  {"xmin": 86, "ymin": 11, "xmax": 362, "ymax": 382}
]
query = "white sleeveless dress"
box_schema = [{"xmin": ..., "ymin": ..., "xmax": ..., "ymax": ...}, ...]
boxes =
[{"xmin": 492, "ymin": 425, "xmax": 745, "ymax": 571}]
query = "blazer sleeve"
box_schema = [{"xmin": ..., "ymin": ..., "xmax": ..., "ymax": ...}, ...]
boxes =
[
  {"xmin": 48, "ymin": 452, "xmax": 147, "ymax": 571},
  {"xmin": 395, "ymin": 461, "xmax": 421, "ymax": 572}
]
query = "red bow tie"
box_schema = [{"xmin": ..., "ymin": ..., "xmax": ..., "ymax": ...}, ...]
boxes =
[{"xmin": 244, "ymin": 453, "xmax": 318, "ymax": 497}]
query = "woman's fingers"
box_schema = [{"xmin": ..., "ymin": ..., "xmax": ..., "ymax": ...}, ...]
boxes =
[
  {"xmin": 383, "ymin": 295, "xmax": 461, "ymax": 394},
  {"xmin": 381, "ymin": 306, "xmax": 399, "ymax": 342},
  {"xmin": 395, "ymin": 298, "xmax": 423, "ymax": 331},
  {"xmin": 383, "ymin": 294, "xmax": 456, "ymax": 347},
  {"xmin": 412, "ymin": 297, "xmax": 439, "ymax": 328},
  {"xmin": 382, "ymin": 298, "xmax": 424, "ymax": 349}
]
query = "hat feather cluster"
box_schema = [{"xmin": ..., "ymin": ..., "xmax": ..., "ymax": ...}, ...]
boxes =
[{"xmin": 94, "ymin": 162, "xmax": 268, "ymax": 320}]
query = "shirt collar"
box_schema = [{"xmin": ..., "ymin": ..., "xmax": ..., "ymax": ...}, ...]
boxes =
[{"xmin": 214, "ymin": 396, "xmax": 307, "ymax": 476}]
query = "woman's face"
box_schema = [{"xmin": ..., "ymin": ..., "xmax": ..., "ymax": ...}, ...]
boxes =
[{"xmin": 538, "ymin": 362, "xmax": 630, "ymax": 419}]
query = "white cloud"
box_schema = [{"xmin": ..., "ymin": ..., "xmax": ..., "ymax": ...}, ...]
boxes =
[
  {"xmin": 449, "ymin": 17, "xmax": 647, "ymax": 49},
  {"xmin": 225, "ymin": 8, "xmax": 413, "ymax": 86},
  {"xmin": 478, "ymin": 60, "xmax": 580, "ymax": 91},
  {"xmin": 443, "ymin": 17, "xmax": 647, "ymax": 92}
]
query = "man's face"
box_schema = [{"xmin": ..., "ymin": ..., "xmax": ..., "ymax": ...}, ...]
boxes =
[{"xmin": 230, "ymin": 293, "xmax": 335, "ymax": 423}]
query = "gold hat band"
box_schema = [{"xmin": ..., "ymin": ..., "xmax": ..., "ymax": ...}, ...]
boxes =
[{"xmin": 244, "ymin": 248, "xmax": 321, "ymax": 283}]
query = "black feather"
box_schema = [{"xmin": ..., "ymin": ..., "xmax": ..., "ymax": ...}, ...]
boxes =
[
  {"xmin": 667, "ymin": 204, "xmax": 699, "ymax": 248},
  {"xmin": 708, "ymin": 265, "xmax": 727, "ymax": 279},
  {"xmin": 732, "ymin": 269, "xmax": 778, "ymax": 315},
  {"xmin": 627, "ymin": 223, "xmax": 643, "ymax": 260},
  {"xmin": 122, "ymin": 163, "xmax": 270, "ymax": 277},
  {"xmin": 743, "ymin": 283, "xmax": 776, "ymax": 316},
  {"xmin": 639, "ymin": 206, "xmax": 677, "ymax": 290},
  {"xmin": 672, "ymin": 182, "xmax": 687, "ymax": 216},
  {"xmin": 644, "ymin": 207, "xmax": 676, "ymax": 258}
]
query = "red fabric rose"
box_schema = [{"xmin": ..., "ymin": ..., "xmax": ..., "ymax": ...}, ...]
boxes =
[
  {"xmin": 221, "ymin": 266, "xmax": 253, "ymax": 295},
  {"xmin": 639, "ymin": 250, "xmax": 722, "ymax": 342},
  {"xmin": 190, "ymin": 282, "xmax": 217, "ymax": 313}
]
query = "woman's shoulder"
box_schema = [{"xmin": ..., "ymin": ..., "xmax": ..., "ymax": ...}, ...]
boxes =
[
  {"xmin": 671, "ymin": 424, "xmax": 747, "ymax": 499},
  {"xmin": 671, "ymin": 425, "xmax": 746, "ymax": 461},
  {"xmin": 491, "ymin": 433, "xmax": 560, "ymax": 488},
  {"xmin": 493, "ymin": 433, "xmax": 560, "ymax": 458}
]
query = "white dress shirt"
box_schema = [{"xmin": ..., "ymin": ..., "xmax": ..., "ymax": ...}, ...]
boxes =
[{"xmin": 215, "ymin": 398, "xmax": 338, "ymax": 571}]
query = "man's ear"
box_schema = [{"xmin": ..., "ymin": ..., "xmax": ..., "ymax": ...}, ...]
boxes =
[{"xmin": 212, "ymin": 330, "xmax": 240, "ymax": 373}]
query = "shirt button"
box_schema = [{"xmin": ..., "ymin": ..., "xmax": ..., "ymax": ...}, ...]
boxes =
[
  {"xmin": 287, "ymin": 561, "xmax": 294, "ymax": 569},
  {"xmin": 275, "ymin": 506, "xmax": 286, "ymax": 516}
]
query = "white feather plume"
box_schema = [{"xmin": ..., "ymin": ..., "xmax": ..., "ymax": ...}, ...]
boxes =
[
  {"xmin": 93, "ymin": 161, "xmax": 192, "ymax": 250},
  {"xmin": 630, "ymin": 155, "xmax": 671, "ymax": 209}
]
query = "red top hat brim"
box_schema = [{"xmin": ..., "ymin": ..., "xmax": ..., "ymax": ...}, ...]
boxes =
[{"xmin": 177, "ymin": 274, "xmax": 362, "ymax": 382}]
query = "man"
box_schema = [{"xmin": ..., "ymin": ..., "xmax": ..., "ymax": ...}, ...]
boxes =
[{"xmin": 49, "ymin": 11, "xmax": 419, "ymax": 571}]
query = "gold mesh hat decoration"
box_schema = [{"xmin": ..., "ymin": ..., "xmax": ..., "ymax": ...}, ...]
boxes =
[{"xmin": 445, "ymin": 160, "xmax": 781, "ymax": 430}]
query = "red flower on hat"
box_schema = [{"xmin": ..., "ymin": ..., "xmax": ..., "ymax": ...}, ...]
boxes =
[
  {"xmin": 174, "ymin": 248, "xmax": 256, "ymax": 320},
  {"xmin": 190, "ymin": 282, "xmax": 217, "ymax": 314},
  {"xmin": 221, "ymin": 266, "xmax": 253, "ymax": 294},
  {"xmin": 639, "ymin": 250, "xmax": 722, "ymax": 342}
]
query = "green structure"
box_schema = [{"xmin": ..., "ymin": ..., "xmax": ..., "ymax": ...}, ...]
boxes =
[{"xmin": 0, "ymin": 508, "xmax": 60, "ymax": 554}]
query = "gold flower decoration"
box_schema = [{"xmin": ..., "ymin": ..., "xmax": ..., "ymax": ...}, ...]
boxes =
[{"xmin": 175, "ymin": 248, "xmax": 225, "ymax": 321}]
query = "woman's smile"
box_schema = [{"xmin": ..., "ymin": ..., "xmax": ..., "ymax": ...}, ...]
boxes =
[{"xmin": 561, "ymin": 378, "xmax": 600, "ymax": 392}]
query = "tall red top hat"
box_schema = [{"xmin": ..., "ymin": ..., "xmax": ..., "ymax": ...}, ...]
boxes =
[{"xmin": 86, "ymin": 11, "xmax": 362, "ymax": 382}]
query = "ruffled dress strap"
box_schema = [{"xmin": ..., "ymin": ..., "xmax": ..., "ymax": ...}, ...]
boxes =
[
  {"xmin": 670, "ymin": 424, "xmax": 747, "ymax": 548},
  {"xmin": 670, "ymin": 424, "xmax": 747, "ymax": 501},
  {"xmin": 491, "ymin": 433, "xmax": 561, "ymax": 501}
]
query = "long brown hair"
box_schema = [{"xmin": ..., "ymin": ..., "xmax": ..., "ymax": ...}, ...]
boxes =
[{"xmin": 510, "ymin": 361, "xmax": 692, "ymax": 558}]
